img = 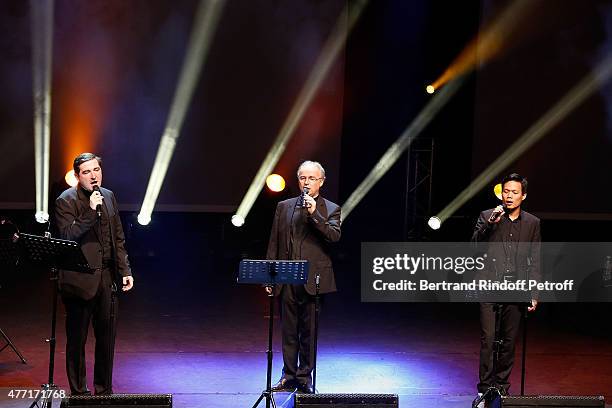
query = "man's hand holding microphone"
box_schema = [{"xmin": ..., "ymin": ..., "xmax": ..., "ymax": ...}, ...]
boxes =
[
  {"xmin": 488, "ymin": 204, "xmax": 505, "ymax": 224},
  {"xmin": 303, "ymin": 193, "xmax": 316, "ymax": 215},
  {"xmin": 90, "ymin": 186, "xmax": 104, "ymax": 216}
]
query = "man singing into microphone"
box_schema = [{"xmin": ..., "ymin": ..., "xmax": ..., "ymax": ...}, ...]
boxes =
[
  {"xmin": 471, "ymin": 173, "xmax": 540, "ymax": 407},
  {"xmin": 55, "ymin": 153, "xmax": 134, "ymax": 395},
  {"xmin": 267, "ymin": 161, "xmax": 341, "ymax": 394}
]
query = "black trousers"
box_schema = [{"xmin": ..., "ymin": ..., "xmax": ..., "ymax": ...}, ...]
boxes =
[
  {"xmin": 62, "ymin": 268, "xmax": 117, "ymax": 395},
  {"xmin": 478, "ymin": 303, "xmax": 522, "ymax": 394},
  {"xmin": 279, "ymin": 284, "xmax": 319, "ymax": 386}
]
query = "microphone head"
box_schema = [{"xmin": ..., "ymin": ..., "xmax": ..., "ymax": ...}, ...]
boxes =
[
  {"xmin": 92, "ymin": 185, "xmax": 100, "ymax": 192},
  {"xmin": 303, "ymin": 186, "xmax": 310, "ymax": 193}
]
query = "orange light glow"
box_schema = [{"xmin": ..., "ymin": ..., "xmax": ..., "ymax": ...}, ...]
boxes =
[
  {"xmin": 429, "ymin": 1, "xmax": 530, "ymax": 91},
  {"xmin": 55, "ymin": 42, "xmax": 118, "ymax": 170}
]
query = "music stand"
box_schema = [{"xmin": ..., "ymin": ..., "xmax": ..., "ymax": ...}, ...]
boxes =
[
  {"xmin": 0, "ymin": 233, "xmax": 27, "ymax": 364},
  {"xmin": 14, "ymin": 232, "xmax": 91, "ymax": 408},
  {"xmin": 312, "ymin": 274, "xmax": 321, "ymax": 394},
  {"xmin": 237, "ymin": 259, "xmax": 309, "ymax": 408}
]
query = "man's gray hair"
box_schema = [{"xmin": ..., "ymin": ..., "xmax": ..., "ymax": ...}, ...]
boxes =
[{"xmin": 297, "ymin": 160, "xmax": 326, "ymax": 179}]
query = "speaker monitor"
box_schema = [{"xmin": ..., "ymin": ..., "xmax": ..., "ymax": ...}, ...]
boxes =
[
  {"xmin": 499, "ymin": 395, "xmax": 604, "ymax": 408},
  {"xmin": 294, "ymin": 393, "xmax": 399, "ymax": 408},
  {"xmin": 60, "ymin": 394, "xmax": 172, "ymax": 407}
]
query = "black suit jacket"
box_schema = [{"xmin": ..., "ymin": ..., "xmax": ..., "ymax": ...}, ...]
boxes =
[
  {"xmin": 55, "ymin": 186, "xmax": 131, "ymax": 300},
  {"xmin": 266, "ymin": 196, "xmax": 341, "ymax": 295},
  {"xmin": 472, "ymin": 208, "xmax": 541, "ymax": 285}
]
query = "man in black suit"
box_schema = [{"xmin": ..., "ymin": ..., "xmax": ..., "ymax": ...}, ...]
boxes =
[
  {"xmin": 55, "ymin": 153, "xmax": 134, "ymax": 395},
  {"xmin": 267, "ymin": 161, "xmax": 341, "ymax": 394},
  {"xmin": 471, "ymin": 173, "xmax": 540, "ymax": 406}
]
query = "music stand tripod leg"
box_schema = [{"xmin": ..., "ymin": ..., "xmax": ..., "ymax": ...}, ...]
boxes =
[
  {"xmin": 312, "ymin": 274, "xmax": 321, "ymax": 394},
  {"xmin": 0, "ymin": 327, "xmax": 27, "ymax": 364},
  {"xmin": 29, "ymin": 269, "xmax": 61, "ymax": 408},
  {"xmin": 252, "ymin": 286, "xmax": 277, "ymax": 408},
  {"xmin": 520, "ymin": 303, "xmax": 528, "ymax": 396}
]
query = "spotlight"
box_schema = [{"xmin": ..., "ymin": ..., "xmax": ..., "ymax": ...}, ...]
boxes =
[
  {"xmin": 231, "ymin": 214, "xmax": 245, "ymax": 227},
  {"xmin": 493, "ymin": 183, "xmax": 502, "ymax": 200},
  {"xmin": 427, "ymin": 216, "xmax": 441, "ymax": 230},
  {"xmin": 35, "ymin": 211, "xmax": 49, "ymax": 224},
  {"xmin": 65, "ymin": 170, "xmax": 78, "ymax": 187},
  {"xmin": 426, "ymin": 85, "xmax": 435, "ymax": 94},
  {"xmin": 137, "ymin": 213, "xmax": 151, "ymax": 226},
  {"xmin": 266, "ymin": 174, "xmax": 286, "ymax": 192}
]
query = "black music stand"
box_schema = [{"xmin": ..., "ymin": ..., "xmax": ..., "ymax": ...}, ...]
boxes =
[
  {"xmin": 0, "ymin": 233, "xmax": 28, "ymax": 364},
  {"xmin": 312, "ymin": 274, "xmax": 323, "ymax": 394},
  {"xmin": 238, "ymin": 259, "xmax": 309, "ymax": 408},
  {"xmin": 520, "ymin": 303, "xmax": 530, "ymax": 396},
  {"xmin": 14, "ymin": 232, "xmax": 91, "ymax": 408}
]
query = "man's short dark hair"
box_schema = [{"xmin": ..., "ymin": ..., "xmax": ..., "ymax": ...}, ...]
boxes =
[
  {"xmin": 73, "ymin": 153, "xmax": 102, "ymax": 174},
  {"xmin": 502, "ymin": 173, "xmax": 527, "ymax": 195}
]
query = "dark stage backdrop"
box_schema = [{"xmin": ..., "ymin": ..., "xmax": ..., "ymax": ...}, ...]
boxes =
[
  {"xmin": 472, "ymin": 0, "xmax": 612, "ymax": 218},
  {"xmin": 0, "ymin": 0, "xmax": 345, "ymax": 211}
]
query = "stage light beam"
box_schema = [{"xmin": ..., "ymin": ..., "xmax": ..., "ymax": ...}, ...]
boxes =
[
  {"xmin": 231, "ymin": 0, "xmax": 369, "ymax": 227},
  {"xmin": 341, "ymin": 76, "xmax": 464, "ymax": 222},
  {"xmin": 430, "ymin": 0, "xmax": 533, "ymax": 91},
  {"xmin": 432, "ymin": 53, "xmax": 612, "ymax": 227},
  {"xmin": 138, "ymin": 0, "xmax": 225, "ymax": 226},
  {"xmin": 31, "ymin": 0, "xmax": 54, "ymax": 224}
]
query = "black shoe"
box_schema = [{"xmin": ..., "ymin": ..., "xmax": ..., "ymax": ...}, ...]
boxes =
[
  {"xmin": 297, "ymin": 383, "xmax": 314, "ymax": 394},
  {"xmin": 70, "ymin": 390, "xmax": 92, "ymax": 397},
  {"xmin": 270, "ymin": 378, "xmax": 297, "ymax": 392}
]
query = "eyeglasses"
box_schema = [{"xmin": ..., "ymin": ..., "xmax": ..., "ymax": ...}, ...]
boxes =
[{"xmin": 298, "ymin": 176, "xmax": 323, "ymax": 182}]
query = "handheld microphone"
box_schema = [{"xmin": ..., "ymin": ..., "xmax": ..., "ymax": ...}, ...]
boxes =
[
  {"xmin": 298, "ymin": 186, "xmax": 310, "ymax": 208},
  {"xmin": 488, "ymin": 204, "xmax": 506, "ymax": 223},
  {"xmin": 93, "ymin": 185, "xmax": 102, "ymax": 218}
]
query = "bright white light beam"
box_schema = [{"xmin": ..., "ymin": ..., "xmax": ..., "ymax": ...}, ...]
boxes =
[
  {"xmin": 341, "ymin": 76, "xmax": 464, "ymax": 222},
  {"xmin": 232, "ymin": 0, "xmax": 369, "ymax": 227},
  {"xmin": 433, "ymin": 53, "xmax": 612, "ymax": 227},
  {"xmin": 31, "ymin": 0, "xmax": 54, "ymax": 223},
  {"xmin": 138, "ymin": 0, "xmax": 225, "ymax": 225}
]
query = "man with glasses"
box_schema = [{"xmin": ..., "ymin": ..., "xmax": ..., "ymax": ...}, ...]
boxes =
[{"xmin": 267, "ymin": 161, "xmax": 341, "ymax": 394}]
